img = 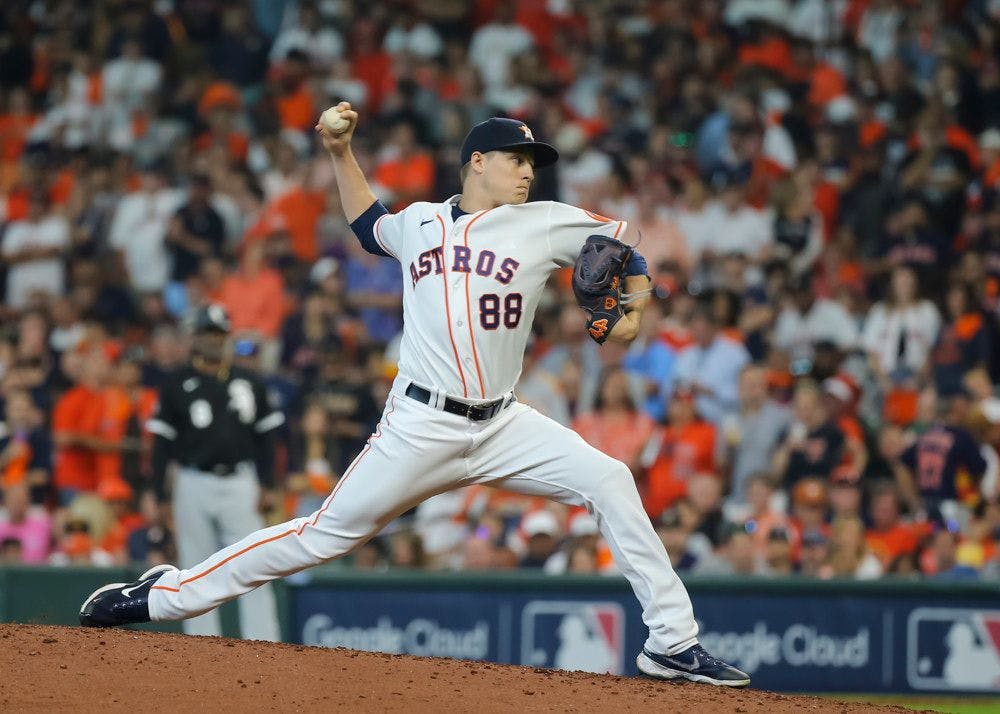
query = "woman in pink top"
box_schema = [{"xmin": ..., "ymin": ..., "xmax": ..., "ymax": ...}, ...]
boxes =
[
  {"xmin": 0, "ymin": 482, "xmax": 51, "ymax": 564},
  {"xmin": 572, "ymin": 368, "xmax": 655, "ymax": 473}
]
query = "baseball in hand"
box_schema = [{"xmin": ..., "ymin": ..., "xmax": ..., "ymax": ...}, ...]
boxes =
[{"xmin": 320, "ymin": 107, "xmax": 350, "ymax": 135}]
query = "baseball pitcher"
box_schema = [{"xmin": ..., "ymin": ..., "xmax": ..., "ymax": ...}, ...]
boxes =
[{"xmin": 80, "ymin": 105, "xmax": 750, "ymax": 687}]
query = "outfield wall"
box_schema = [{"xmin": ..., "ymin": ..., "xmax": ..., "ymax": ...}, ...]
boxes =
[{"xmin": 3, "ymin": 566, "xmax": 998, "ymax": 694}]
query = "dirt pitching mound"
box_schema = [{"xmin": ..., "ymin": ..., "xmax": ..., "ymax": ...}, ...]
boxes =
[{"xmin": 0, "ymin": 623, "xmax": 912, "ymax": 713}]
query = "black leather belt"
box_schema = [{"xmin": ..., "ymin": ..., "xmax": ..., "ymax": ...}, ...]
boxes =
[
  {"xmin": 185, "ymin": 463, "xmax": 242, "ymax": 476},
  {"xmin": 405, "ymin": 383, "xmax": 512, "ymax": 421}
]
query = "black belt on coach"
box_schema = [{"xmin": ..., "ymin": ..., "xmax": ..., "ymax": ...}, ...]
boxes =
[
  {"xmin": 405, "ymin": 383, "xmax": 512, "ymax": 421},
  {"xmin": 185, "ymin": 463, "xmax": 242, "ymax": 476}
]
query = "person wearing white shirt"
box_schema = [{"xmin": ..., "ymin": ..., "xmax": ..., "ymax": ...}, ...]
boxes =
[
  {"xmin": 674, "ymin": 179, "xmax": 716, "ymax": 265},
  {"xmin": 468, "ymin": 4, "xmax": 533, "ymax": 90},
  {"xmin": 670, "ymin": 305, "xmax": 751, "ymax": 425},
  {"xmin": 383, "ymin": 11, "xmax": 443, "ymax": 58},
  {"xmin": 773, "ymin": 277, "xmax": 859, "ymax": 363},
  {"xmin": 724, "ymin": 0, "xmax": 792, "ymax": 27},
  {"xmin": 861, "ymin": 265, "xmax": 941, "ymax": 383},
  {"xmin": 858, "ymin": 0, "xmax": 902, "ymax": 63},
  {"xmin": 2, "ymin": 193, "xmax": 69, "ymax": 309},
  {"xmin": 107, "ymin": 166, "xmax": 184, "ymax": 294},
  {"xmin": 269, "ymin": 3, "xmax": 343, "ymax": 67},
  {"xmin": 101, "ymin": 39, "xmax": 163, "ymax": 152},
  {"xmin": 102, "ymin": 39, "xmax": 162, "ymax": 111},
  {"xmin": 701, "ymin": 170, "xmax": 773, "ymax": 260}
]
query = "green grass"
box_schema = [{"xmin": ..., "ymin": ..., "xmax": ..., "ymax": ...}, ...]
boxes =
[{"xmin": 823, "ymin": 694, "xmax": 1000, "ymax": 713}]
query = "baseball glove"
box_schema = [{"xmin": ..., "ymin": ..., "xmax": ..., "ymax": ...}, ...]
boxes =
[{"xmin": 572, "ymin": 235, "xmax": 637, "ymax": 344}]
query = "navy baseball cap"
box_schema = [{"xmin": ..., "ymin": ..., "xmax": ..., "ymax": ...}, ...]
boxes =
[{"xmin": 460, "ymin": 118, "xmax": 559, "ymax": 168}]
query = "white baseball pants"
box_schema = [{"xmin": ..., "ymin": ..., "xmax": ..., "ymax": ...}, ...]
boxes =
[
  {"xmin": 173, "ymin": 467, "xmax": 280, "ymax": 641},
  {"xmin": 150, "ymin": 379, "xmax": 699, "ymax": 655}
]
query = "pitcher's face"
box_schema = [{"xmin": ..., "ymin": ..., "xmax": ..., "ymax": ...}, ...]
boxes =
[{"xmin": 477, "ymin": 150, "xmax": 535, "ymax": 205}]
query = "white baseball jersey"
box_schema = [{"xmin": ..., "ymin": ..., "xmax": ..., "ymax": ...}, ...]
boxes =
[{"xmin": 373, "ymin": 195, "xmax": 627, "ymax": 400}]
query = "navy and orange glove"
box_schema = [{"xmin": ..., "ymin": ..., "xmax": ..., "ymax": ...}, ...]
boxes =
[{"xmin": 572, "ymin": 235, "xmax": 649, "ymax": 343}]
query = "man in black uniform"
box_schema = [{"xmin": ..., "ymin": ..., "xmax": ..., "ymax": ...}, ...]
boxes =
[{"xmin": 145, "ymin": 304, "xmax": 283, "ymax": 640}]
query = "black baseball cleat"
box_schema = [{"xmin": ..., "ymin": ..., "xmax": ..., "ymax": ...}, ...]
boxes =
[
  {"xmin": 637, "ymin": 644, "xmax": 751, "ymax": 687},
  {"xmin": 79, "ymin": 564, "xmax": 178, "ymax": 628}
]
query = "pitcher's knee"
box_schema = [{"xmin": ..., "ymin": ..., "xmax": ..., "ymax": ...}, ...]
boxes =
[
  {"xmin": 298, "ymin": 518, "xmax": 378, "ymax": 562},
  {"xmin": 596, "ymin": 461, "xmax": 635, "ymax": 495}
]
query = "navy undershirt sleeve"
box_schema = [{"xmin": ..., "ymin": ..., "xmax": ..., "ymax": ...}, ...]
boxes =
[
  {"xmin": 349, "ymin": 200, "xmax": 391, "ymax": 257},
  {"xmin": 624, "ymin": 248, "xmax": 648, "ymax": 277}
]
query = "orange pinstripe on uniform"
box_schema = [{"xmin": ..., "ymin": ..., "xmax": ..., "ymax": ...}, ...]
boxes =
[
  {"xmin": 462, "ymin": 209, "xmax": 496, "ymax": 399},
  {"xmin": 437, "ymin": 215, "xmax": 468, "ymax": 397}
]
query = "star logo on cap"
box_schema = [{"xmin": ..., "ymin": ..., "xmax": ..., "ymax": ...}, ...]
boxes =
[{"xmin": 519, "ymin": 124, "xmax": 534, "ymax": 141}]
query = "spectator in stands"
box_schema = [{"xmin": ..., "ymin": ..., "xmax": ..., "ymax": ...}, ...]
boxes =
[
  {"xmin": 373, "ymin": 121, "xmax": 436, "ymax": 211},
  {"xmin": 565, "ymin": 542, "xmax": 599, "ymax": 574},
  {"xmin": 2, "ymin": 190, "xmax": 69, "ymax": 309},
  {"xmin": 773, "ymin": 380, "xmax": 846, "ymax": 488},
  {"xmin": 653, "ymin": 508, "xmax": 698, "ymax": 573},
  {"xmin": 829, "ymin": 474, "xmax": 864, "ymax": 521},
  {"xmin": 388, "ymin": 530, "xmax": 426, "ymax": 569},
  {"xmin": 861, "ymin": 264, "xmax": 941, "ymax": 393},
  {"xmin": 760, "ymin": 527, "xmax": 795, "ymax": 576},
  {"xmin": 925, "ymin": 525, "xmax": 980, "ymax": 580},
  {"xmin": 96, "ymin": 347, "xmax": 157, "ymax": 493},
  {"xmin": 127, "ymin": 489, "xmax": 174, "ymax": 566},
  {"xmin": 342, "ymin": 235, "xmax": 403, "ymax": 346},
  {"xmin": 670, "ymin": 303, "xmax": 750, "ymax": 425},
  {"xmin": 0, "ymin": 537, "xmax": 21, "ymax": 563},
  {"xmin": 722, "ymin": 365, "xmax": 790, "ymax": 505},
  {"xmin": 827, "ymin": 516, "xmax": 884, "ymax": 580},
  {"xmin": 700, "ymin": 522, "xmax": 757, "ymax": 577},
  {"xmin": 285, "ymin": 400, "xmax": 336, "ymax": 519},
  {"xmin": 772, "ymin": 276, "xmax": 859, "ymax": 369},
  {"xmin": 0, "ymin": 480, "xmax": 51, "ymax": 564},
  {"xmin": 211, "ymin": 4, "xmax": 271, "ymax": 92},
  {"xmin": 770, "ymin": 177, "xmax": 823, "ymax": 277},
  {"xmin": 930, "ymin": 282, "xmax": 990, "ymax": 397},
  {"xmin": 641, "ymin": 385, "xmax": 716, "ymax": 519},
  {"xmin": 865, "ymin": 481, "xmax": 927, "ymax": 571},
  {"xmin": 0, "ymin": 388, "xmax": 50, "ymax": 503},
  {"xmin": 679, "ymin": 472, "xmax": 725, "ymax": 541},
  {"xmin": 268, "ymin": 2, "xmax": 343, "ymax": 69},
  {"xmin": 701, "ymin": 166, "xmax": 773, "ymax": 261},
  {"xmin": 823, "ymin": 374, "xmax": 868, "ymax": 479},
  {"xmin": 893, "ymin": 394, "xmax": 987, "ymax": 517},
  {"xmin": 742, "ymin": 473, "xmax": 791, "ymax": 556},
  {"xmin": 789, "ymin": 477, "xmax": 829, "ymax": 544},
  {"xmin": 383, "ymin": 7, "xmax": 443, "ymax": 60},
  {"xmin": 519, "ymin": 510, "xmax": 561, "ymax": 569},
  {"xmin": 164, "ymin": 174, "xmax": 226, "ymax": 315},
  {"xmin": 215, "ymin": 240, "xmax": 288, "ymax": 348},
  {"xmin": 798, "ymin": 530, "xmax": 831, "ymax": 579},
  {"xmin": 572, "ymin": 368, "xmax": 654, "ymax": 474},
  {"xmin": 314, "ymin": 347, "xmax": 379, "ymax": 475},
  {"xmin": 468, "ymin": 3, "xmax": 533, "ymax": 92},
  {"xmin": 51, "ymin": 347, "xmax": 109, "ymax": 505},
  {"xmin": 107, "ymin": 161, "xmax": 182, "ymax": 295},
  {"xmin": 621, "ymin": 302, "xmax": 677, "ymax": 422},
  {"xmin": 96, "ymin": 478, "xmax": 143, "ymax": 564}
]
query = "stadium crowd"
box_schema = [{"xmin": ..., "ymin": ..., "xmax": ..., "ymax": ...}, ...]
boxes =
[{"xmin": 1, "ymin": 0, "xmax": 999, "ymax": 582}]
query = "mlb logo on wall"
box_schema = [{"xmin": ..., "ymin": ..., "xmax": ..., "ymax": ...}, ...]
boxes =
[
  {"xmin": 907, "ymin": 608, "xmax": 1000, "ymax": 691},
  {"xmin": 520, "ymin": 601, "xmax": 625, "ymax": 674}
]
